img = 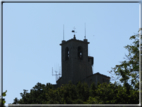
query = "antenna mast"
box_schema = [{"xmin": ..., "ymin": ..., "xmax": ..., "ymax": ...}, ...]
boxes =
[
  {"xmin": 59, "ymin": 66, "xmax": 61, "ymax": 78},
  {"xmin": 85, "ymin": 23, "xmax": 86, "ymax": 39},
  {"xmin": 52, "ymin": 67, "xmax": 58, "ymax": 82},
  {"xmin": 63, "ymin": 24, "xmax": 64, "ymax": 40},
  {"xmin": 52, "ymin": 67, "xmax": 61, "ymax": 83}
]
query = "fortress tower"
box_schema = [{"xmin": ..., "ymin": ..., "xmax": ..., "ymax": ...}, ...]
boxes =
[{"xmin": 53, "ymin": 32, "xmax": 110, "ymax": 88}]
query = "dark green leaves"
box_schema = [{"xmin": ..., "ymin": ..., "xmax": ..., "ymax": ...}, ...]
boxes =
[
  {"xmin": 0, "ymin": 90, "xmax": 7, "ymax": 107},
  {"xmin": 12, "ymin": 82, "xmax": 139, "ymax": 104}
]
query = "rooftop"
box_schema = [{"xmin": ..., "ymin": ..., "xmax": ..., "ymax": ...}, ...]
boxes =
[{"xmin": 60, "ymin": 36, "xmax": 89, "ymax": 46}]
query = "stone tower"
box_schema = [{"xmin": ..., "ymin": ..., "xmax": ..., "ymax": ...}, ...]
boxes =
[
  {"xmin": 56, "ymin": 34, "xmax": 94, "ymax": 87},
  {"xmin": 52, "ymin": 31, "xmax": 110, "ymax": 89}
]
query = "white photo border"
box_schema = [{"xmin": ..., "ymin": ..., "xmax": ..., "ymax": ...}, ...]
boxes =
[{"xmin": 0, "ymin": 0, "xmax": 141, "ymax": 106}]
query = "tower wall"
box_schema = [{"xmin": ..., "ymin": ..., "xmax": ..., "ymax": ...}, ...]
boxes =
[{"xmin": 61, "ymin": 39, "xmax": 93, "ymax": 84}]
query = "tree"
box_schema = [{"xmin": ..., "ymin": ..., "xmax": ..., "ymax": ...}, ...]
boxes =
[
  {"xmin": 12, "ymin": 81, "xmax": 139, "ymax": 104},
  {"xmin": 12, "ymin": 82, "xmax": 55, "ymax": 104},
  {"xmin": 109, "ymin": 33, "xmax": 141, "ymax": 92},
  {"xmin": 93, "ymin": 82, "xmax": 138, "ymax": 104},
  {"xmin": 0, "ymin": 90, "xmax": 7, "ymax": 107}
]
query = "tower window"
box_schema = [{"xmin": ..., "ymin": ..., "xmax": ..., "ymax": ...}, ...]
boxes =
[
  {"xmin": 65, "ymin": 47, "xmax": 69, "ymax": 60},
  {"xmin": 78, "ymin": 46, "xmax": 83, "ymax": 60}
]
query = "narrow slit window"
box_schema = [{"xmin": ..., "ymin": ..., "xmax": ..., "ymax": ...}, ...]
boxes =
[
  {"xmin": 65, "ymin": 47, "xmax": 69, "ymax": 60},
  {"xmin": 78, "ymin": 46, "xmax": 83, "ymax": 60}
]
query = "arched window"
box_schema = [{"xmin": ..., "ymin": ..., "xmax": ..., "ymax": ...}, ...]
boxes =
[
  {"xmin": 78, "ymin": 46, "xmax": 83, "ymax": 60},
  {"xmin": 65, "ymin": 47, "xmax": 69, "ymax": 60}
]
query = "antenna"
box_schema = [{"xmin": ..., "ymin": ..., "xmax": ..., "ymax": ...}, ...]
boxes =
[
  {"xmin": 59, "ymin": 66, "xmax": 61, "ymax": 78},
  {"xmin": 88, "ymin": 45, "xmax": 90, "ymax": 56},
  {"xmin": 63, "ymin": 24, "xmax": 64, "ymax": 40},
  {"xmin": 52, "ymin": 66, "xmax": 61, "ymax": 83},
  {"xmin": 84, "ymin": 23, "xmax": 86, "ymax": 39},
  {"xmin": 52, "ymin": 67, "xmax": 58, "ymax": 82}
]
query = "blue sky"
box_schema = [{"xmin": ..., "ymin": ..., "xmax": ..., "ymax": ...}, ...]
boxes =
[{"xmin": 2, "ymin": 2, "xmax": 139, "ymax": 105}]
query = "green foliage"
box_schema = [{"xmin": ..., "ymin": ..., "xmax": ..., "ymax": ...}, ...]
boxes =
[
  {"xmin": 2, "ymin": 90, "xmax": 7, "ymax": 97},
  {"xmin": 12, "ymin": 81, "xmax": 139, "ymax": 104},
  {"xmin": 0, "ymin": 90, "xmax": 7, "ymax": 107},
  {"xmin": 109, "ymin": 34, "xmax": 140, "ymax": 91}
]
